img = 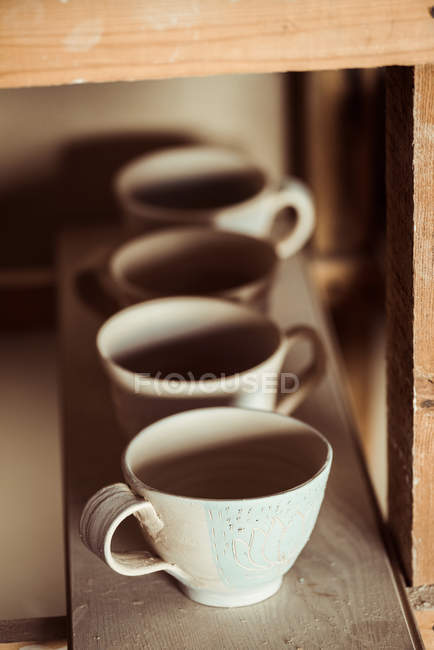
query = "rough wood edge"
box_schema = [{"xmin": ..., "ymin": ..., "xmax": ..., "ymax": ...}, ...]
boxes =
[
  {"xmin": 386, "ymin": 65, "xmax": 415, "ymax": 583},
  {"xmin": 409, "ymin": 584, "xmax": 434, "ymax": 610}
]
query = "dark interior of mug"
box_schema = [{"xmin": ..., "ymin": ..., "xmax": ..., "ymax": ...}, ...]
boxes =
[
  {"xmin": 127, "ymin": 408, "xmax": 330, "ymax": 500},
  {"xmin": 131, "ymin": 169, "xmax": 264, "ymax": 210},
  {"xmin": 99, "ymin": 297, "xmax": 280, "ymax": 380},
  {"xmin": 111, "ymin": 228, "xmax": 276, "ymax": 297},
  {"xmin": 125, "ymin": 147, "xmax": 267, "ymax": 211}
]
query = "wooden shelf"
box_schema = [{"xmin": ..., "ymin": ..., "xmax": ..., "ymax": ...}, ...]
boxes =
[
  {"xmin": 59, "ymin": 228, "xmax": 422, "ymax": 649},
  {"xmin": 1, "ymin": 1, "xmax": 433, "ymax": 88}
]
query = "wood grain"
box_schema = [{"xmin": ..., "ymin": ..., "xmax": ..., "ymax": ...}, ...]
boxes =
[
  {"xmin": 412, "ymin": 64, "xmax": 434, "ymax": 587},
  {"xmin": 386, "ymin": 66, "xmax": 414, "ymax": 584},
  {"xmin": 386, "ymin": 65, "xmax": 434, "ymax": 586},
  {"xmin": 59, "ymin": 228, "xmax": 422, "ymax": 649},
  {"xmin": 1, "ymin": 0, "xmax": 434, "ymax": 88}
]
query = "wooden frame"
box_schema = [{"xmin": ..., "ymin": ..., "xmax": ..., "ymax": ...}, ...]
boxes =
[
  {"xmin": 0, "ymin": 1, "xmax": 434, "ymax": 88},
  {"xmin": 386, "ymin": 65, "xmax": 434, "ymax": 586},
  {"xmin": 1, "ymin": 0, "xmax": 433, "ymax": 643}
]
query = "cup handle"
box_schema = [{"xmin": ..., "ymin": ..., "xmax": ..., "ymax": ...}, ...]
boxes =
[
  {"xmin": 267, "ymin": 178, "xmax": 315, "ymax": 259},
  {"xmin": 80, "ymin": 483, "xmax": 186, "ymax": 580},
  {"xmin": 275, "ymin": 325, "xmax": 326, "ymax": 415}
]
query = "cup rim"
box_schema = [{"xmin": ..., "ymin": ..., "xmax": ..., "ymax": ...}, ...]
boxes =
[
  {"xmin": 108, "ymin": 226, "xmax": 278, "ymax": 302},
  {"xmin": 122, "ymin": 407, "xmax": 333, "ymax": 503},
  {"xmin": 114, "ymin": 144, "xmax": 273, "ymax": 221},
  {"xmin": 96, "ymin": 295, "xmax": 285, "ymax": 392}
]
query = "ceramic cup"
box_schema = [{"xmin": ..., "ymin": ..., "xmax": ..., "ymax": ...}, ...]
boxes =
[
  {"xmin": 114, "ymin": 144, "xmax": 315, "ymax": 258},
  {"xmin": 107, "ymin": 226, "xmax": 287, "ymax": 311},
  {"xmin": 96, "ymin": 296, "xmax": 326, "ymax": 438},
  {"xmin": 80, "ymin": 406, "xmax": 333, "ymax": 607}
]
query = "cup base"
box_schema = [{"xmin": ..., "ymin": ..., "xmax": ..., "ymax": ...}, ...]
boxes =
[{"xmin": 179, "ymin": 576, "xmax": 283, "ymax": 608}]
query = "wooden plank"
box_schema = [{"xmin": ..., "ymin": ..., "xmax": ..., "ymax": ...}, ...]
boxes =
[
  {"xmin": 0, "ymin": 618, "xmax": 66, "ymax": 644},
  {"xmin": 413, "ymin": 64, "xmax": 434, "ymax": 587},
  {"xmin": 386, "ymin": 65, "xmax": 434, "ymax": 586},
  {"xmin": 385, "ymin": 66, "xmax": 414, "ymax": 583},
  {"xmin": 59, "ymin": 228, "xmax": 421, "ymax": 649},
  {"xmin": 1, "ymin": 1, "xmax": 434, "ymax": 89}
]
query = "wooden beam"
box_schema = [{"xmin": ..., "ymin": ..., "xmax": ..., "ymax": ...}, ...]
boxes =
[
  {"xmin": 412, "ymin": 64, "xmax": 434, "ymax": 586},
  {"xmin": 1, "ymin": 1, "xmax": 434, "ymax": 88},
  {"xmin": 386, "ymin": 65, "xmax": 434, "ymax": 586}
]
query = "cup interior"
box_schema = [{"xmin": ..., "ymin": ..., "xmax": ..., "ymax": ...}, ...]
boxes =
[
  {"xmin": 97, "ymin": 297, "xmax": 281, "ymax": 380},
  {"xmin": 116, "ymin": 146, "xmax": 267, "ymax": 212},
  {"xmin": 110, "ymin": 228, "xmax": 277, "ymax": 299},
  {"xmin": 124, "ymin": 407, "xmax": 331, "ymax": 500}
]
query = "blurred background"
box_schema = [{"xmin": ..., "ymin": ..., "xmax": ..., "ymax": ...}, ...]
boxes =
[{"xmin": 0, "ymin": 70, "xmax": 386, "ymax": 619}]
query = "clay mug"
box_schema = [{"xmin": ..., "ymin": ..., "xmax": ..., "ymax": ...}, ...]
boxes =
[
  {"xmin": 107, "ymin": 226, "xmax": 288, "ymax": 311},
  {"xmin": 114, "ymin": 144, "xmax": 315, "ymax": 258},
  {"xmin": 96, "ymin": 296, "xmax": 326, "ymax": 438},
  {"xmin": 80, "ymin": 406, "xmax": 333, "ymax": 607}
]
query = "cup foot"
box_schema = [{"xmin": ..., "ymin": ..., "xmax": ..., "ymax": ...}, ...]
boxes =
[{"xmin": 179, "ymin": 577, "xmax": 283, "ymax": 608}]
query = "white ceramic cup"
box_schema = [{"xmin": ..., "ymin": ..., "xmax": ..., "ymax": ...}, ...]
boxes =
[
  {"xmin": 107, "ymin": 226, "xmax": 285, "ymax": 310},
  {"xmin": 80, "ymin": 406, "xmax": 333, "ymax": 607},
  {"xmin": 114, "ymin": 145, "xmax": 315, "ymax": 258},
  {"xmin": 96, "ymin": 296, "xmax": 326, "ymax": 438}
]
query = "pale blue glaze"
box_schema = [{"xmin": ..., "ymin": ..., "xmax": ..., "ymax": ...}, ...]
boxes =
[{"xmin": 203, "ymin": 468, "xmax": 330, "ymax": 589}]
